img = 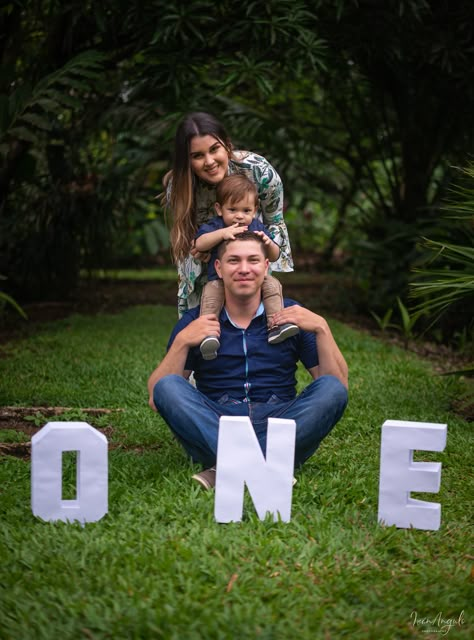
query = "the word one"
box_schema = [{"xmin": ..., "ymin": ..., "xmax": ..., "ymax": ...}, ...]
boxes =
[{"xmin": 31, "ymin": 418, "xmax": 447, "ymax": 529}]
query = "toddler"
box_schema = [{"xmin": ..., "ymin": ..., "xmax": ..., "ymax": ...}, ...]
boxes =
[{"xmin": 194, "ymin": 174, "xmax": 298, "ymax": 359}]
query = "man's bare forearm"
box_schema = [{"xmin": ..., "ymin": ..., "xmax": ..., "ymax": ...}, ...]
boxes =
[
  {"xmin": 147, "ymin": 314, "xmax": 221, "ymax": 410},
  {"xmin": 271, "ymin": 307, "xmax": 349, "ymax": 388},
  {"xmin": 314, "ymin": 323, "xmax": 349, "ymax": 388},
  {"xmin": 147, "ymin": 336, "xmax": 189, "ymax": 396}
]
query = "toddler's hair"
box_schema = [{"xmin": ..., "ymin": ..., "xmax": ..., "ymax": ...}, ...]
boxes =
[{"xmin": 216, "ymin": 174, "xmax": 258, "ymax": 207}]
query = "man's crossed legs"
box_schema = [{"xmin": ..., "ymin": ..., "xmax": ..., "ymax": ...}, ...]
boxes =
[{"xmin": 153, "ymin": 375, "xmax": 348, "ymax": 477}]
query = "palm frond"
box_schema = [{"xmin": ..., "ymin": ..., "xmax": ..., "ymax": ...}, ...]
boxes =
[{"xmin": 0, "ymin": 50, "xmax": 106, "ymax": 149}]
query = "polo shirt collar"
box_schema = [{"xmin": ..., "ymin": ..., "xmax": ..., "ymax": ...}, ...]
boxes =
[{"xmin": 223, "ymin": 301, "xmax": 265, "ymax": 328}]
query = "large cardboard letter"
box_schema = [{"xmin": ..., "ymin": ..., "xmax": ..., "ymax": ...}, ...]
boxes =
[
  {"xmin": 378, "ymin": 420, "xmax": 447, "ymax": 530},
  {"xmin": 214, "ymin": 416, "xmax": 296, "ymax": 523},
  {"xmin": 31, "ymin": 422, "xmax": 108, "ymax": 524}
]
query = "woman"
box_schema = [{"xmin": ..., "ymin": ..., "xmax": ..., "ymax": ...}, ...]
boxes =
[{"xmin": 164, "ymin": 111, "xmax": 294, "ymax": 316}]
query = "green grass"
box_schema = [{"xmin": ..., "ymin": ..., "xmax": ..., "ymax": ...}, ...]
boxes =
[
  {"xmin": 0, "ymin": 305, "xmax": 472, "ymax": 639},
  {"xmin": 81, "ymin": 268, "xmax": 178, "ymax": 281},
  {"xmin": 80, "ymin": 267, "xmax": 324, "ymax": 285}
]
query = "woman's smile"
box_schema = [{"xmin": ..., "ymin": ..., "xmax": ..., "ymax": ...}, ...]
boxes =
[{"xmin": 189, "ymin": 135, "xmax": 229, "ymax": 184}]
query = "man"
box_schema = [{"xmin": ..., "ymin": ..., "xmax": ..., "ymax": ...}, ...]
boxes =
[{"xmin": 148, "ymin": 232, "xmax": 348, "ymax": 489}]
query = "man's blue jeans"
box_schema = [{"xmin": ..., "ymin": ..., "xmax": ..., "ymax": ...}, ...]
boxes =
[{"xmin": 153, "ymin": 375, "xmax": 348, "ymax": 469}]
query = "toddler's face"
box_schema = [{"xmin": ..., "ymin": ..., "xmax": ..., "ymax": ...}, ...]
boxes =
[{"xmin": 217, "ymin": 193, "xmax": 257, "ymax": 228}]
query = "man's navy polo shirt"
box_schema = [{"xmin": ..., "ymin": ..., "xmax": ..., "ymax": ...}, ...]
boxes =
[
  {"xmin": 195, "ymin": 216, "xmax": 271, "ymax": 281},
  {"xmin": 167, "ymin": 299, "xmax": 318, "ymax": 403}
]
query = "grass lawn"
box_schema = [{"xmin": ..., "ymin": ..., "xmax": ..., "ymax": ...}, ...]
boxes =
[{"xmin": 0, "ymin": 304, "xmax": 472, "ymax": 639}]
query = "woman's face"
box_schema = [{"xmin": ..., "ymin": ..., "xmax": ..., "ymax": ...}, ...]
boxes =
[{"xmin": 189, "ymin": 135, "xmax": 230, "ymax": 185}]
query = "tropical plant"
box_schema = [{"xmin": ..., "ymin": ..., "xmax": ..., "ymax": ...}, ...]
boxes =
[
  {"xmin": 410, "ymin": 163, "xmax": 474, "ymax": 352},
  {"xmin": 0, "ymin": 278, "xmax": 27, "ymax": 320},
  {"xmin": 212, "ymin": 0, "xmax": 474, "ymax": 307},
  {"xmin": 370, "ymin": 308, "xmax": 396, "ymax": 333},
  {"xmin": 412, "ymin": 238, "xmax": 474, "ymax": 316},
  {"xmin": 0, "ymin": 3, "xmax": 169, "ymax": 296},
  {"xmin": 393, "ymin": 297, "xmax": 423, "ymax": 348},
  {"xmin": 3, "ymin": 0, "xmax": 474, "ymax": 304}
]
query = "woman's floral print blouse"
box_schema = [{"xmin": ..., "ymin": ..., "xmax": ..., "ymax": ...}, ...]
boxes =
[{"xmin": 174, "ymin": 151, "xmax": 294, "ymax": 316}]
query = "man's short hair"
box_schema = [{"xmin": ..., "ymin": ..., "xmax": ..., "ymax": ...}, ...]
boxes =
[{"xmin": 216, "ymin": 230, "xmax": 268, "ymax": 260}]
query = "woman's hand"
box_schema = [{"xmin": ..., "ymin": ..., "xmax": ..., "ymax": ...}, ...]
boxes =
[{"xmin": 190, "ymin": 246, "xmax": 211, "ymax": 263}]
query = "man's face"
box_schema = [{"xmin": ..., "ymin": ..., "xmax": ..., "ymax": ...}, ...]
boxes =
[{"xmin": 215, "ymin": 239, "xmax": 268, "ymax": 300}]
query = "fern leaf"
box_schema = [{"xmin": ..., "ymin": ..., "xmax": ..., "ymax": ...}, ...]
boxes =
[
  {"xmin": 41, "ymin": 90, "xmax": 82, "ymax": 109},
  {"xmin": 55, "ymin": 77, "xmax": 91, "ymax": 92},
  {"xmin": 7, "ymin": 126, "xmax": 39, "ymax": 143},
  {"xmin": 20, "ymin": 112, "xmax": 52, "ymax": 131}
]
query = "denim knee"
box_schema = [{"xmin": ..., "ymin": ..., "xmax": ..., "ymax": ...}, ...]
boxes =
[
  {"xmin": 322, "ymin": 374, "xmax": 349, "ymax": 413},
  {"xmin": 153, "ymin": 374, "xmax": 185, "ymax": 407}
]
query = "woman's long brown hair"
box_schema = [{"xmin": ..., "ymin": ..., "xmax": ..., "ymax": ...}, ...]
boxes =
[{"xmin": 165, "ymin": 112, "xmax": 233, "ymax": 263}]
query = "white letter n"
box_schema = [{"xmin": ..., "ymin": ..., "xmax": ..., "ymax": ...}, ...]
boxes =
[{"xmin": 214, "ymin": 415, "xmax": 296, "ymax": 523}]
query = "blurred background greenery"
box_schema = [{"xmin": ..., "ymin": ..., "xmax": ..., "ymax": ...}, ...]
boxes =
[{"xmin": 0, "ymin": 0, "xmax": 472, "ymax": 354}]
